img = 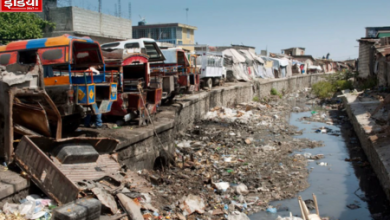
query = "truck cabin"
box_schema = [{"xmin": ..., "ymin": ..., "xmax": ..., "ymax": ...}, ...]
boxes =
[
  {"xmin": 105, "ymin": 54, "xmax": 150, "ymax": 92},
  {"xmin": 155, "ymin": 48, "xmax": 189, "ymax": 74}
]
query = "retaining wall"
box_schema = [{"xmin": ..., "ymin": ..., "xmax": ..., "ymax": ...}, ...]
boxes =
[
  {"xmin": 114, "ymin": 73, "xmax": 325, "ymax": 170},
  {"xmin": 343, "ymin": 94, "xmax": 390, "ymax": 201}
]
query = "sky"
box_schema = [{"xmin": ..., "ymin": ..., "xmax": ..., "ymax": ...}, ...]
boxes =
[{"xmin": 64, "ymin": 0, "xmax": 390, "ymax": 61}]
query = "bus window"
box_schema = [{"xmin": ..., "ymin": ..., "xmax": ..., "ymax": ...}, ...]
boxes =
[
  {"xmin": 0, "ymin": 52, "xmax": 17, "ymax": 66},
  {"xmin": 19, "ymin": 50, "xmax": 38, "ymax": 65},
  {"xmin": 73, "ymin": 42, "xmax": 102, "ymax": 65},
  {"xmin": 38, "ymin": 47, "xmax": 66, "ymax": 65},
  {"xmin": 143, "ymin": 42, "xmax": 164, "ymax": 62}
]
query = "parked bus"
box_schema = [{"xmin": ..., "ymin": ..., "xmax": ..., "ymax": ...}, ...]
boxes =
[{"xmin": 0, "ymin": 34, "xmax": 118, "ymax": 131}]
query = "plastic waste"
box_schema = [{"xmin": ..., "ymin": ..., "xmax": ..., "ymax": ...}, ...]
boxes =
[
  {"xmin": 234, "ymin": 184, "xmax": 249, "ymax": 195},
  {"xmin": 179, "ymin": 194, "xmax": 206, "ymax": 216},
  {"xmin": 213, "ymin": 182, "xmax": 230, "ymax": 192},
  {"xmin": 227, "ymin": 211, "xmax": 250, "ymax": 220},
  {"xmin": 318, "ymin": 162, "xmax": 328, "ymax": 166},
  {"xmin": 266, "ymin": 207, "xmax": 277, "ymax": 213}
]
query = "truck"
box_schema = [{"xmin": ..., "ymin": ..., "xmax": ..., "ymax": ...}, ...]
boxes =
[
  {"xmin": 150, "ymin": 48, "xmax": 200, "ymax": 98},
  {"xmin": 182, "ymin": 44, "xmax": 226, "ymax": 89},
  {"xmin": 194, "ymin": 52, "xmax": 226, "ymax": 89},
  {"xmin": 104, "ymin": 52, "xmax": 162, "ymax": 125}
]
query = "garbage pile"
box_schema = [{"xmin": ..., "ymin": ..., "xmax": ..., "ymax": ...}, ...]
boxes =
[
  {"xmin": 137, "ymin": 100, "xmax": 323, "ymax": 219},
  {"xmin": 0, "ymin": 96, "xmax": 324, "ymax": 220},
  {"xmin": 0, "ymin": 195, "xmax": 56, "ymax": 220}
]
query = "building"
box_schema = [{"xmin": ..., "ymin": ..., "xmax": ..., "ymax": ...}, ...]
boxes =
[
  {"xmin": 132, "ymin": 23, "xmax": 197, "ymax": 52},
  {"xmin": 282, "ymin": 47, "xmax": 305, "ymax": 56},
  {"xmin": 357, "ymin": 39, "xmax": 379, "ymax": 78},
  {"xmin": 366, "ymin": 26, "xmax": 390, "ymax": 38},
  {"xmin": 38, "ymin": 0, "xmax": 132, "ymax": 44}
]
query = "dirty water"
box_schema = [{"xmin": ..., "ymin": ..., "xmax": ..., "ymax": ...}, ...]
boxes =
[{"xmin": 250, "ymin": 111, "xmax": 390, "ymax": 220}]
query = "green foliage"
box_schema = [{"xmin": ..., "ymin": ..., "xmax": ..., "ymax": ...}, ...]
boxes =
[
  {"xmin": 312, "ymin": 81, "xmax": 334, "ymax": 98},
  {"xmin": 0, "ymin": 13, "xmax": 55, "ymax": 44},
  {"xmin": 270, "ymin": 88, "xmax": 283, "ymax": 98},
  {"xmin": 359, "ymin": 77, "xmax": 378, "ymax": 90},
  {"xmin": 270, "ymin": 88, "xmax": 278, "ymax": 96},
  {"xmin": 334, "ymin": 80, "xmax": 353, "ymax": 91},
  {"xmin": 312, "ymin": 71, "xmax": 357, "ymax": 99},
  {"xmin": 252, "ymin": 96, "xmax": 260, "ymax": 102}
]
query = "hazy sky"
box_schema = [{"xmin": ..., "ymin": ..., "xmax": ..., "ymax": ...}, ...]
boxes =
[{"xmin": 66, "ymin": 0, "xmax": 390, "ymax": 60}]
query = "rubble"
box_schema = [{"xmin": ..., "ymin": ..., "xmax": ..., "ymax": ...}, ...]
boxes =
[{"xmin": 128, "ymin": 95, "xmax": 324, "ymax": 218}]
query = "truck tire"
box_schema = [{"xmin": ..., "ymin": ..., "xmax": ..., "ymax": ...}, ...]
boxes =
[
  {"xmin": 204, "ymin": 78, "xmax": 212, "ymax": 90},
  {"xmin": 212, "ymin": 78, "xmax": 220, "ymax": 86}
]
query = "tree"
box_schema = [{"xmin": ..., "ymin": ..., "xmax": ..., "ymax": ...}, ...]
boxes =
[{"xmin": 0, "ymin": 13, "xmax": 55, "ymax": 44}]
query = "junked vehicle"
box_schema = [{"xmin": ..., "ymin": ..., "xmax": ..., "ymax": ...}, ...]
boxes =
[
  {"xmin": 104, "ymin": 52, "xmax": 162, "ymax": 126},
  {"xmin": 0, "ymin": 34, "xmax": 118, "ymax": 132},
  {"xmin": 150, "ymin": 48, "xmax": 200, "ymax": 98}
]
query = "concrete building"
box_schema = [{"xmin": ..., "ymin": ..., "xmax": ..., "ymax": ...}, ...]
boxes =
[
  {"xmin": 357, "ymin": 39, "xmax": 379, "ymax": 78},
  {"xmin": 366, "ymin": 26, "xmax": 390, "ymax": 38},
  {"xmin": 132, "ymin": 23, "xmax": 197, "ymax": 52},
  {"xmin": 282, "ymin": 47, "xmax": 305, "ymax": 56},
  {"xmin": 38, "ymin": 0, "xmax": 132, "ymax": 44}
]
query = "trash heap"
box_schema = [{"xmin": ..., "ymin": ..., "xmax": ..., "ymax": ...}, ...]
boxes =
[
  {"xmin": 0, "ymin": 96, "xmax": 324, "ymax": 220},
  {"xmin": 138, "ymin": 99, "xmax": 323, "ymax": 219},
  {"xmin": 0, "ymin": 195, "xmax": 56, "ymax": 220}
]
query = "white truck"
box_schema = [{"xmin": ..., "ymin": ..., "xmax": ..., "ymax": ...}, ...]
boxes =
[{"xmin": 194, "ymin": 52, "xmax": 226, "ymax": 89}]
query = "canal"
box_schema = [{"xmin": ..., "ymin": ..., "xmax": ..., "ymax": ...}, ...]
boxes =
[{"xmin": 250, "ymin": 109, "xmax": 390, "ymax": 220}]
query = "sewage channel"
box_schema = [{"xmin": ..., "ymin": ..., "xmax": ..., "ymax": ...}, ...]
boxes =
[{"xmin": 250, "ymin": 110, "xmax": 390, "ymax": 220}]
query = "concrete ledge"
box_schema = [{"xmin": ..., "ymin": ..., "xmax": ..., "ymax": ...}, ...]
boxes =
[
  {"xmin": 343, "ymin": 94, "xmax": 390, "ymax": 201},
  {"xmin": 0, "ymin": 165, "xmax": 29, "ymax": 201}
]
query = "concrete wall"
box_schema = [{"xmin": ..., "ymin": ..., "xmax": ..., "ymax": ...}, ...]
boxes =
[
  {"xmin": 343, "ymin": 95, "xmax": 390, "ymax": 201},
  {"xmin": 358, "ymin": 41, "xmax": 374, "ymax": 78},
  {"xmin": 44, "ymin": 7, "xmax": 132, "ymax": 43},
  {"xmin": 174, "ymin": 83, "xmax": 253, "ymax": 132},
  {"xmin": 114, "ymin": 74, "xmax": 325, "ymax": 171},
  {"xmin": 72, "ymin": 7, "xmax": 132, "ymax": 40},
  {"xmin": 254, "ymin": 74, "xmax": 324, "ymax": 99},
  {"xmin": 46, "ymin": 7, "xmax": 73, "ymax": 31}
]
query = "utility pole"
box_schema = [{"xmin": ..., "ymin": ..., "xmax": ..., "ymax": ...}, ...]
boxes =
[
  {"xmin": 115, "ymin": 3, "xmax": 118, "ymax": 16},
  {"xmin": 98, "ymin": 0, "xmax": 102, "ymax": 13},
  {"xmin": 118, "ymin": 0, "xmax": 121, "ymax": 18},
  {"xmin": 128, "ymin": 2, "xmax": 131, "ymax": 20},
  {"xmin": 185, "ymin": 8, "xmax": 189, "ymax": 24}
]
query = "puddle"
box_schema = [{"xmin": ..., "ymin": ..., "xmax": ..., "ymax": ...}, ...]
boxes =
[{"xmin": 250, "ymin": 111, "xmax": 390, "ymax": 220}]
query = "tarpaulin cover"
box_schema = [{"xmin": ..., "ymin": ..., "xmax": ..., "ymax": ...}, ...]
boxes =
[
  {"xmin": 222, "ymin": 49, "xmax": 251, "ymax": 81},
  {"xmin": 308, "ymin": 65, "xmax": 322, "ymax": 70}
]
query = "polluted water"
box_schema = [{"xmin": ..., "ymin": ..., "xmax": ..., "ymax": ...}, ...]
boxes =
[{"xmin": 250, "ymin": 109, "xmax": 390, "ymax": 220}]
